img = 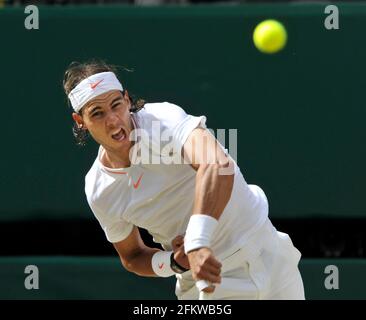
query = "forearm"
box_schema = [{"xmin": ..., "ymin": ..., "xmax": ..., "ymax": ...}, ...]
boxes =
[
  {"xmin": 185, "ymin": 163, "xmax": 233, "ymax": 289},
  {"xmin": 114, "ymin": 226, "xmax": 178, "ymax": 278},
  {"xmin": 182, "ymin": 128, "xmax": 234, "ymax": 290},
  {"xmin": 121, "ymin": 247, "xmax": 161, "ymax": 277},
  {"xmin": 193, "ymin": 162, "xmax": 234, "ymax": 220}
]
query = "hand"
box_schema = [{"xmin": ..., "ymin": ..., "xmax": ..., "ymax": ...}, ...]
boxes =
[
  {"xmin": 171, "ymin": 235, "xmax": 190, "ymax": 270},
  {"xmin": 187, "ymin": 247, "xmax": 222, "ymax": 293}
]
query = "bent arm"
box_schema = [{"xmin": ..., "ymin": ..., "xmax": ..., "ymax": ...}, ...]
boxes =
[{"xmin": 113, "ymin": 226, "xmax": 160, "ymax": 277}]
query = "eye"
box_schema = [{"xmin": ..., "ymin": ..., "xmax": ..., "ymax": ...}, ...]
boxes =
[
  {"xmin": 112, "ymin": 103, "xmax": 121, "ymax": 109},
  {"xmin": 92, "ymin": 111, "xmax": 102, "ymax": 118}
]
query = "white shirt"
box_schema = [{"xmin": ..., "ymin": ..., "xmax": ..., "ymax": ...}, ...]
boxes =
[{"xmin": 85, "ymin": 102, "xmax": 268, "ymax": 258}]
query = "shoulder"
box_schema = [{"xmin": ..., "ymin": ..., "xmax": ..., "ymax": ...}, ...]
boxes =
[
  {"xmin": 84, "ymin": 159, "xmax": 102, "ymax": 205},
  {"xmin": 135, "ymin": 102, "xmax": 207, "ymax": 154},
  {"xmin": 137, "ymin": 102, "xmax": 189, "ymax": 129},
  {"xmin": 85, "ymin": 160, "xmax": 131, "ymax": 223},
  {"xmin": 84, "ymin": 154, "xmax": 131, "ymax": 202},
  {"xmin": 84, "ymin": 159, "xmax": 116, "ymax": 206}
]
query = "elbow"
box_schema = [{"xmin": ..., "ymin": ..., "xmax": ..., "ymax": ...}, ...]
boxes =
[
  {"xmin": 120, "ymin": 256, "xmax": 140, "ymax": 275},
  {"xmin": 121, "ymin": 259, "xmax": 143, "ymax": 276},
  {"xmin": 120, "ymin": 257, "xmax": 133, "ymax": 272}
]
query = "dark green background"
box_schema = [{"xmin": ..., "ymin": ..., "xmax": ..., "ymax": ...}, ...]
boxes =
[{"xmin": 0, "ymin": 257, "xmax": 364, "ymax": 299}]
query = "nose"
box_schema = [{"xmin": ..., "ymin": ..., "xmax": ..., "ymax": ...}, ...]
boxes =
[{"xmin": 105, "ymin": 111, "xmax": 119, "ymax": 129}]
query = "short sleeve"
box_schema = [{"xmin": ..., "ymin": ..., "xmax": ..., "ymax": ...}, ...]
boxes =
[
  {"xmin": 139, "ymin": 102, "xmax": 207, "ymax": 156},
  {"xmin": 88, "ymin": 200, "xmax": 134, "ymax": 243},
  {"xmin": 172, "ymin": 112, "xmax": 207, "ymax": 154}
]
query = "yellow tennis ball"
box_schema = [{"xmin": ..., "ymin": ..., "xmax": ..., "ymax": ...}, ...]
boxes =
[{"xmin": 253, "ymin": 20, "xmax": 287, "ymax": 54}]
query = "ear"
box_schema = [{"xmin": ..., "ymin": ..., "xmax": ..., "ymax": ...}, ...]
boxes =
[
  {"xmin": 72, "ymin": 112, "xmax": 85, "ymax": 129},
  {"xmin": 123, "ymin": 90, "xmax": 133, "ymax": 112},
  {"xmin": 123, "ymin": 90, "xmax": 132, "ymax": 107}
]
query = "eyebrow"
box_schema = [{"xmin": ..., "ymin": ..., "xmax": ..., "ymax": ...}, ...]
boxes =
[
  {"xmin": 88, "ymin": 105, "xmax": 101, "ymax": 115},
  {"xmin": 110, "ymin": 97, "xmax": 123, "ymax": 105},
  {"xmin": 88, "ymin": 96, "xmax": 123, "ymax": 115}
]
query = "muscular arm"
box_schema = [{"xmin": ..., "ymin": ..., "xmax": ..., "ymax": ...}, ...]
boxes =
[
  {"xmin": 113, "ymin": 226, "xmax": 160, "ymax": 277},
  {"xmin": 182, "ymin": 127, "xmax": 235, "ymax": 288},
  {"xmin": 183, "ymin": 128, "xmax": 235, "ymax": 220}
]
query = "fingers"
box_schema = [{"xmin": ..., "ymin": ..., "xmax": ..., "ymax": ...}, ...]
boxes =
[
  {"xmin": 188, "ymin": 248, "xmax": 222, "ymax": 286},
  {"xmin": 209, "ymin": 256, "xmax": 222, "ymax": 270},
  {"xmin": 202, "ymin": 271, "xmax": 221, "ymax": 284},
  {"xmin": 200, "ymin": 255, "xmax": 222, "ymax": 280},
  {"xmin": 194, "ymin": 264, "xmax": 222, "ymax": 284},
  {"xmin": 202, "ymin": 286, "xmax": 215, "ymax": 294},
  {"xmin": 204, "ymin": 263, "xmax": 221, "ymax": 278}
]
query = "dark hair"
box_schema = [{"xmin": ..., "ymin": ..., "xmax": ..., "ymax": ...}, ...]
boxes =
[{"xmin": 63, "ymin": 59, "xmax": 145, "ymax": 147}]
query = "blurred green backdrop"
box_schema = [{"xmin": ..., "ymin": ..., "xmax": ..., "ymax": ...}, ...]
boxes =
[{"xmin": 1, "ymin": 257, "xmax": 364, "ymax": 299}]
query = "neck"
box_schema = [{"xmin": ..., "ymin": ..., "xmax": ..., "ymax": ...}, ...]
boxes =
[{"xmin": 102, "ymin": 147, "xmax": 131, "ymax": 169}]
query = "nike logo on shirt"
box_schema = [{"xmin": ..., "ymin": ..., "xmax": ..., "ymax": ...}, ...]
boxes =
[{"xmin": 132, "ymin": 173, "xmax": 144, "ymax": 189}]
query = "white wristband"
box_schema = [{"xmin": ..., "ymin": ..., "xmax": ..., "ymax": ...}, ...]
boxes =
[
  {"xmin": 184, "ymin": 214, "xmax": 219, "ymax": 254},
  {"xmin": 151, "ymin": 251, "xmax": 175, "ymax": 277}
]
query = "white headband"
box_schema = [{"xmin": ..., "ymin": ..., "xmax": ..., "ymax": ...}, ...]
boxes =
[{"xmin": 68, "ymin": 71, "xmax": 123, "ymax": 113}]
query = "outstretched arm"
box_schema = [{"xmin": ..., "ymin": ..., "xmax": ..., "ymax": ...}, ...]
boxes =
[{"xmin": 182, "ymin": 127, "xmax": 235, "ymax": 291}]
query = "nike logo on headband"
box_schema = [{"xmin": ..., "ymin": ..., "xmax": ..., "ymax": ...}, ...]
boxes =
[{"xmin": 90, "ymin": 79, "xmax": 104, "ymax": 89}]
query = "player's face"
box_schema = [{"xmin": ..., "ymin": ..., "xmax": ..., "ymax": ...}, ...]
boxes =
[{"xmin": 75, "ymin": 90, "xmax": 133, "ymax": 152}]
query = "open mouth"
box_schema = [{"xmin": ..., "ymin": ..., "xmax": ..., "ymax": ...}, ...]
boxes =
[{"xmin": 111, "ymin": 128, "xmax": 126, "ymax": 141}]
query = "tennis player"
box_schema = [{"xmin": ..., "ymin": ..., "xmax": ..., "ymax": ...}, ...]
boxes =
[{"xmin": 63, "ymin": 60, "xmax": 305, "ymax": 300}]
